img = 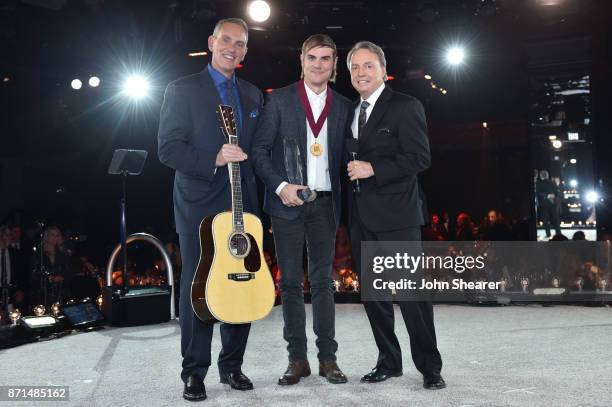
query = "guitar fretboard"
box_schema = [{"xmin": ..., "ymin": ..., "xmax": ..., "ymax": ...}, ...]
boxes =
[{"xmin": 227, "ymin": 134, "xmax": 244, "ymax": 233}]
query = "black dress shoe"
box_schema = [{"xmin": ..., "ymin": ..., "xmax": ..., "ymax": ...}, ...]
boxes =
[
  {"xmin": 360, "ymin": 367, "xmax": 402, "ymax": 383},
  {"xmin": 423, "ymin": 376, "xmax": 446, "ymax": 390},
  {"xmin": 278, "ymin": 360, "xmax": 311, "ymax": 385},
  {"xmin": 183, "ymin": 375, "xmax": 207, "ymax": 401},
  {"xmin": 220, "ymin": 370, "xmax": 254, "ymax": 391},
  {"xmin": 319, "ymin": 360, "xmax": 348, "ymax": 384}
]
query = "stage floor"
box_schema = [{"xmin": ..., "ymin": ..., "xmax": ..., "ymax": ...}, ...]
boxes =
[{"xmin": 2, "ymin": 304, "xmax": 612, "ymax": 406}]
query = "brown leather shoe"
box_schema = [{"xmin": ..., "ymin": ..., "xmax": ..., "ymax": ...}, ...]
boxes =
[
  {"xmin": 319, "ymin": 360, "xmax": 348, "ymax": 384},
  {"xmin": 278, "ymin": 360, "xmax": 311, "ymax": 385}
]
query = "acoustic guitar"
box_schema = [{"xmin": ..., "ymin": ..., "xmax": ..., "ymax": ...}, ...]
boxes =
[{"xmin": 191, "ymin": 104, "xmax": 275, "ymax": 324}]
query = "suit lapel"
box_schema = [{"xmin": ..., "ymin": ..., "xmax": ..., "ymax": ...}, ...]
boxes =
[
  {"xmin": 236, "ymin": 79, "xmax": 255, "ymax": 148},
  {"xmin": 327, "ymin": 89, "xmax": 340, "ymax": 170},
  {"xmin": 291, "ymin": 83, "xmax": 308, "ymax": 161},
  {"xmin": 360, "ymin": 85, "xmax": 393, "ymax": 146},
  {"xmin": 199, "ymin": 69, "xmax": 226, "ymax": 144}
]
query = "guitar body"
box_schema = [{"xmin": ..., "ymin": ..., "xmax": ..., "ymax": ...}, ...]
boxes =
[{"xmin": 191, "ymin": 211, "xmax": 275, "ymax": 324}]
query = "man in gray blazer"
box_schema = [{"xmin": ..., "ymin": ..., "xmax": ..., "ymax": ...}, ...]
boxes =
[
  {"xmin": 251, "ymin": 34, "xmax": 352, "ymax": 385},
  {"xmin": 158, "ymin": 18, "xmax": 263, "ymax": 401}
]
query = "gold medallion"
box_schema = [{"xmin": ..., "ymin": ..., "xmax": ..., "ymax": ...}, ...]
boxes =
[{"xmin": 310, "ymin": 143, "xmax": 323, "ymax": 156}]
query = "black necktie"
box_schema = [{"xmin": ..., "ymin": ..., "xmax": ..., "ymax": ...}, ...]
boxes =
[
  {"xmin": 0, "ymin": 249, "xmax": 6, "ymax": 287},
  {"xmin": 358, "ymin": 101, "xmax": 370, "ymax": 139}
]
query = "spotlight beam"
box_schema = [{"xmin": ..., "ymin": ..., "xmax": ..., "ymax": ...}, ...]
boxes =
[
  {"xmin": 446, "ymin": 47, "xmax": 465, "ymax": 66},
  {"xmin": 123, "ymin": 75, "xmax": 150, "ymax": 99}
]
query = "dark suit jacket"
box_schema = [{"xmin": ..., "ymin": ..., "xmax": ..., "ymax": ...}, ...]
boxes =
[
  {"xmin": 348, "ymin": 85, "xmax": 431, "ymax": 232},
  {"xmin": 158, "ymin": 69, "xmax": 263, "ymax": 235},
  {"xmin": 2, "ymin": 247, "xmax": 28, "ymax": 301},
  {"xmin": 251, "ymin": 82, "xmax": 352, "ymax": 225}
]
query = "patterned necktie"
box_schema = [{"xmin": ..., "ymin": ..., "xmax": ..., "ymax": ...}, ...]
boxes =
[
  {"xmin": 358, "ymin": 100, "xmax": 370, "ymax": 139},
  {"xmin": 225, "ymin": 79, "xmax": 241, "ymax": 134}
]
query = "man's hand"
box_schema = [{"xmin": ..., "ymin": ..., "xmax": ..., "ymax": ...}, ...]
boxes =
[
  {"xmin": 347, "ymin": 160, "xmax": 374, "ymax": 181},
  {"xmin": 279, "ymin": 184, "xmax": 308, "ymax": 207},
  {"xmin": 216, "ymin": 144, "xmax": 248, "ymax": 167}
]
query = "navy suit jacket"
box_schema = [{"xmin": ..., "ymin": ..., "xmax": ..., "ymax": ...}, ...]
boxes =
[
  {"xmin": 158, "ymin": 69, "xmax": 263, "ymax": 235},
  {"xmin": 251, "ymin": 82, "xmax": 352, "ymax": 225},
  {"xmin": 348, "ymin": 85, "xmax": 430, "ymax": 232}
]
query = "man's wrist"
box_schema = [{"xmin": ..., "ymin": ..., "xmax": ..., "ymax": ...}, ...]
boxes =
[{"xmin": 275, "ymin": 181, "xmax": 288, "ymax": 196}]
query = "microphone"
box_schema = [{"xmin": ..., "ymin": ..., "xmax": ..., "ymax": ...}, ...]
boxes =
[{"xmin": 345, "ymin": 138, "xmax": 360, "ymax": 193}]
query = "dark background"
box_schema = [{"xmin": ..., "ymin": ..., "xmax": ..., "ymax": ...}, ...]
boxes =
[{"xmin": 1, "ymin": 0, "xmax": 611, "ymax": 262}]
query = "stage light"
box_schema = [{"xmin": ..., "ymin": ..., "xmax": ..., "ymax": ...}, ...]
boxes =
[
  {"xmin": 570, "ymin": 158, "xmax": 577, "ymax": 164},
  {"xmin": 51, "ymin": 302, "xmax": 61, "ymax": 317},
  {"xmin": 536, "ymin": 0, "xmax": 562, "ymax": 6},
  {"xmin": 122, "ymin": 75, "xmax": 150, "ymax": 99},
  {"xmin": 71, "ymin": 79, "xmax": 82, "ymax": 90},
  {"xmin": 446, "ymin": 47, "xmax": 465, "ymax": 66},
  {"xmin": 586, "ymin": 191, "xmax": 599, "ymax": 204},
  {"xmin": 96, "ymin": 295, "xmax": 103, "ymax": 308},
  {"xmin": 431, "ymin": 83, "xmax": 437, "ymax": 89},
  {"xmin": 387, "ymin": 75, "xmax": 395, "ymax": 81},
  {"xmin": 569, "ymin": 179, "xmax": 578, "ymax": 187},
  {"xmin": 482, "ymin": 122, "xmax": 488, "ymax": 128},
  {"xmin": 3, "ymin": 76, "xmax": 9, "ymax": 82},
  {"xmin": 188, "ymin": 51, "xmax": 208, "ymax": 57},
  {"xmin": 441, "ymin": 89, "xmax": 447, "ymax": 94},
  {"xmin": 424, "ymin": 74, "xmax": 432, "ymax": 80},
  {"xmin": 248, "ymin": 0, "xmax": 271, "ymax": 23},
  {"xmin": 568, "ymin": 132, "xmax": 579, "ymax": 140},
  {"xmin": 33, "ymin": 304, "xmax": 46, "ymax": 316},
  {"xmin": 551, "ymin": 140, "xmax": 562, "ymax": 149},
  {"xmin": 9, "ymin": 309, "xmax": 21, "ymax": 326},
  {"xmin": 332, "ymin": 280, "xmax": 340, "ymax": 292},
  {"xmin": 88, "ymin": 76, "xmax": 100, "ymax": 87}
]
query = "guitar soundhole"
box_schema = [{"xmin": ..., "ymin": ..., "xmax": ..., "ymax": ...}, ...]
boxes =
[{"xmin": 228, "ymin": 232, "xmax": 251, "ymax": 258}]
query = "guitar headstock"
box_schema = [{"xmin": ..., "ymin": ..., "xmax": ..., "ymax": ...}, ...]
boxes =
[{"xmin": 216, "ymin": 104, "xmax": 237, "ymax": 144}]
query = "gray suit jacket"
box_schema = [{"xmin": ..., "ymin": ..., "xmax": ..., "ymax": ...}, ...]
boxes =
[
  {"xmin": 251, "ymin": 82, "xmax": 352, "ymax": 225},
  {"xmin": 157, "ymin": 69, "xmax": 263, "ymax": 235}
]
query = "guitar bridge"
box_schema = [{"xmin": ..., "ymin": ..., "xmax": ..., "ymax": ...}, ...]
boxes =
[{"xmin": 228, "ymin": 273, "xmax": 255, "ymax": 281}]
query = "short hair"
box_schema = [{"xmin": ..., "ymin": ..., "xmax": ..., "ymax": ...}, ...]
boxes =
[
  {"xmin": 346, "ymin": 41, "xmax": 388, "ymax": 81},
  {"xmin": 212, "ymin": 18, "xmax": 249, "ymax": 43},
  {"xmin": 300, "ymin": 34, "xmax": 338, "ymax": 83}
]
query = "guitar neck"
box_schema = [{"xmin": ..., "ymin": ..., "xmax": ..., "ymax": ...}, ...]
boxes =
[{"xmin": 227, "ymin": 135, "xmax": 244, "ymax": 233}]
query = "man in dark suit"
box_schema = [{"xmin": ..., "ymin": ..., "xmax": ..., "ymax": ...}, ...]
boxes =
[
  {"xmin": 346, "ymin": 41, "xmax": 446, "ymax": 390},
  {"xmin": 251, "ymin": 34, "xmax": 351, "ymax": 385},
  {"xmin": 157, "ymin": 18, "xmax": 263, "ymax": 401},
  {"xmin": 1, "ymin": 225, "xmax": 25, "ymax": 320}
]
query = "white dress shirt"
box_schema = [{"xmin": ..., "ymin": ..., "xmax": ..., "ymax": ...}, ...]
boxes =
[
  {"xmin": 351, "ymin": 82, "xmax": 386, "ymax": 139},
  {"xmin": 276, "ymin": 83, "xmax": 331, "ymax": 194}
]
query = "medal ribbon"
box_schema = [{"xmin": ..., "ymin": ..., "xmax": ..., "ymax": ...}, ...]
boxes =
[{"xmin": 297, "ymin": 79, "xmax": 333, "ymax": 139}]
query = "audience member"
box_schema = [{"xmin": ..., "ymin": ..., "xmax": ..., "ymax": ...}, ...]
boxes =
[
  {"xmin": 479, "ymin": 209, "xmax": 512, "ymax": 241},
  {"xmin": 30, "ymin": 226, "xmax": 74, "ymax": 306},
  {"xmin": 423, "ymin": 213, "xmax": 448, "ymax": 241},
  {"xmin": 1, "ymin": 225, "xmax": 28, "ymax": 321},
  {"xmin": 455, "ymin": 212, "xmax": 476, "ymax": 241},
  {"xmin": 536, "ymin": 170, "xmax": 561, "ymax": 238}
]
